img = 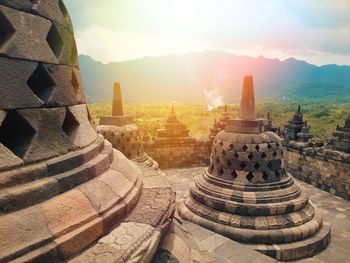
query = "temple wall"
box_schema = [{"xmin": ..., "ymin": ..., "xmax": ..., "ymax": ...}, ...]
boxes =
[
  {"xmin": 284, "ymin": 147, "xmax": 350, "ymax": 200},
  {"xmin": 144, "ymin": 138, "xmax": 211, "ymax": 168}
]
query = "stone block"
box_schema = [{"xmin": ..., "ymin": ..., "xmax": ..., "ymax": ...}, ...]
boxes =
[
  {"xmin": 0, "ymin": 143, "xmax": 23, "ymax": 171},
  {"xmin": 79, "ymin": 179, "xmax": 121, "ymax": 214},
  {"xmin": 42, "ymin": 189, "xmax": 99, "ymax": 237},
  {"xmin": 0, "ymin": 162, "xmax": 47, "ymax": 189},
  {"xmin": 0, "ymin": 177, "xmax": 60, "ymax": 213},
  {"xmin": 27, "ymin": 63, "xmax": 85, "ymax": 107},
  {"xmin": 56, "ymin": 218, "xmax": 103, "ymax": 259},
  {"xmin": 0, "ymin": 0, "xmax": 33, "ymax": 12},
  {"xmin": 99, "ymin": 169, "xmax": 134, "ymax": 198},
  {"xmin": 0, "ymin": 206, "xmax": 52, "ymax": 262},
  {"xmin": 31, "ymin": 0, "xmax": 74, "ymax": 32},
  {"xmin": 17, "ymin": 108, "xmax": 75, "ymax": 163},
  {"xmin": 50, "ymin": 21, "xmax": 77, "ymax": 66},
  {"xmin": 64, "ymin": 105, "xmax": 97, "ymax": 148},
  {"xmin": 0, "ymin": 5, "xmax": 58, "ymax": 63},
  {"xmin": 0, "ymin": 57, "xmax": 43, "ymax": 109}
]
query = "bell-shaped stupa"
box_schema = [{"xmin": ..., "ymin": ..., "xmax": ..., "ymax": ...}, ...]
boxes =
[
  {"xmin": 179, "ymin": 76, "xmax": 331, "ymax": 261},
  {"xmin": 97, "ymin": 82, "xmax": 158, "ymax": 169},
  {"xmin": 0, "ymin": 2, "xmax": 174, "ymax": 262}
]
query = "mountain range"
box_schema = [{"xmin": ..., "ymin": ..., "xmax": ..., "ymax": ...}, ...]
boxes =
[{"xmin": 78, "ymin": 51, "xmax": 350, "ymax": 104}]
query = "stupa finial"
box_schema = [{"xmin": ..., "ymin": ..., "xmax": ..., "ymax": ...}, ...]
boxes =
[
  {"xmin": 112, "ymin": 82, "xmax": 123, "ymax": 116},
  {"xmin": 239, "ymin": 75, "xmax": 255, "ymax": 120},
  {"xmin": 171, "ymin": 103, "xmax": 175, "ymax": 114},
  {"xmin": 224, "ymin": 105, "xmax": 228, "ymax": 112},
  {"xmin": 297, "ymin": 105, "xmax": 301, "ymax": 113}
]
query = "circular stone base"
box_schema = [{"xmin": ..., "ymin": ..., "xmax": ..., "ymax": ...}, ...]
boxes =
[{"xmin": 178, "ymin": 199, "xmax": 330, "ymax": 261}]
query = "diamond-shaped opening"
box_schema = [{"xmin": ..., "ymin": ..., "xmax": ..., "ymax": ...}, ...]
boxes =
[
  {"xmin": 121, "ymin": 132, "xmax": 125, "ymax": 137},
  {"xmin": 219, "ymin": 141, "xmax": 223, "ymax": 147},
  {"xmin": 272, "ymin": 151, "xmax": 278, "ymax": 157},
  {"xmin": 233, "ymin": 152, "xmax": 239, "ymax": 159},
  {"xmin": 0, "ymin": 11, "xmax": 15, "ymax": 49},
  {"xmin": 47, "ymin": 23, "xmax": 63, "ymax": 59},
  {"xmin": 62, "ymin": 109, "xmax": 79, "ymax": 137},
  {"xmin": 248, "ymin": 152, "xmax": 254, "ymax": 160},
  {"xmin": 27, "ymin": 64, "xmax": 55, "ymax": 103},
  {"xmin": 222, "ymin": 150, "xmax": 226, "ymax": 156},
  {"xmin": 267, "ymin": 161, "xmax": 273, "ymax": 170},
  {"xmin": 276, "ymin": 142, "xmax": 280, "ymax": 147},
  {"xmin": 215, "ymin": 156, "xmax": 220, "ymax": 164},
  {"xmin": 261, "ymin": 152, "xmax": 267, "ymax": 159},
  {"xmin": 255, "ymin": 144, "xmax": 260, "ymax": 151},
  {"xmin": 275, "ymin": 170, "xmax": 281, "ymax": 178},
  {"xmin": 59, "ymin": 0, "xmax": 69, "ymax": 17},
  {"xmin": 0, "ymin": 111, "xmax": 35, "ymax": 158},
  {"xmin": 263, "ymin": 172, "xmax": 269, "ymax": 181},
  {"xmin": 267, "ymin": 143, "xmax": 272, "ymax": 150},
  {"xmin": 240, "ymin": 162, "xmax": 246, "ymax": 169},
  {"xmin": 242, "ymin": 144, "xmax": 248, "ymax": 151},
  {"xmin": 229, "ymin": 144, "xmax": 233, "ymax": 149},
  {"xmin": 226, "ymin": 159, "xmax": 232, "ymax": 168},
  {"xmin": 231, "ymin": 171, "xmax": 238, "ymax": 179},
  {"xmin": 254, "ymin": 162, "xmax": 260, "ymax": 169},
  {"xmin": 218, "ymin": 167, "xmax": 224, "ymax": 176},
  {"xmin": 246, "ymin": 172, "xmax": 254, "ymax": 182}
]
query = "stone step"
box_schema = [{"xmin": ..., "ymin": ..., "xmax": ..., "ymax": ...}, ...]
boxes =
[
  {"xmin": 190, "ymin": 183, "xmax": 309, "ymax": 216},
  {"xmin": 67, "ymin": 161, "xmax": 176, "ymax": 263},
  {"xmin": 0, "ymin": 141, "xmax": 113, "ymax": 214},
  {"xmin": 184, "ymin": 195, "xmax": 315, "ymax": 230},
  {"xmin": 179, "ymin": 199, "xmax": 323, "ymax": 244},
  {"xmin": 254, "ymin": 222, "xmax": 331, "ymax": 261},
  {"xmin": 0, "ymin": 150, "xmax": 143, "ymax": 263},
  {"xmin": 196, "ymin": 175, "xmax": 301, "ymax": 204},
  {"xmin": 0, "ymin": 136, "xmax": 105, "ymax": 190}
]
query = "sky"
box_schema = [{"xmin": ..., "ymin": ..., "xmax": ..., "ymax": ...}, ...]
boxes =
[{"xmin": 64, "ymin": 0, "xmax": 350, "ymax": 66}]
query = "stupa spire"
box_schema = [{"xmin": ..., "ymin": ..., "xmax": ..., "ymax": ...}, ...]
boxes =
[
  {"xmin": 112, "ymin": 82, "xmax": 123, "ymax": 116},
  {"xmin": 239, "ymin": 75, "xmax": 255, "ymax": 120}
]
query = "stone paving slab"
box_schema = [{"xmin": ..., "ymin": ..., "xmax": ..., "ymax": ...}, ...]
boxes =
[{"xmin": 164, "ymin": 167, "xmax": 350, "ymax": 263}]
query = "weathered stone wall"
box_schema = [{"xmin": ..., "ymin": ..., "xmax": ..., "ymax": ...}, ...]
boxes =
[
  {"xmin": 284, "ymin": 147, "xmax": 350, "ymax": 200},
  {"xmin": 144, "ymin": 138, "xmax": 211, "ymax": 168}
]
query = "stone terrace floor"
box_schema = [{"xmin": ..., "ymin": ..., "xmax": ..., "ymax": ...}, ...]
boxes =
[{"xmin": 164, "ymin": 167, "xmax": 350, "ymax": 263}]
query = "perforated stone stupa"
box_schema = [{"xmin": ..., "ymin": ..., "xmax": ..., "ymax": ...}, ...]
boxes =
[
  {"xmin": 283, "ymin": 105, "xmax": 311, "ymax": 141},
  {"xmin": 144, "ymin": 106, "xmax": 210, "ymax": 168},
  {"xmin": 0, "ymin": 2, "xmax": 174, "ymax": 262},
  {"xmin": 327, "ymin": 116, "xmax": 350, "ymax": 153},
  {"xmin": 209, "ymin": 105, "xmax": 231, "ymax": 142},
  {"xmin": 97, "ymin": 82, "xmax": 158, "ymax": 169},
  {"xmin": 179, "ymin": 75, "xmax": 331, "ymax": 261}
]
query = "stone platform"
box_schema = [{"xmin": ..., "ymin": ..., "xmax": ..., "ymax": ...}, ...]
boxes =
[
  {"xmin": 69, "ymin": 162, "xmax": 175, "ymax": 263},
  {"xmin": 166, "ymin": 167, "xmax": 350, "ymax": 263}
]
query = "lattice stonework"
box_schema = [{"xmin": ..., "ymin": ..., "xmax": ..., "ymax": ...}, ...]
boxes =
[{"xmin": 179, "ymin": 76, "xmax": 331, "ymax": 261}]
